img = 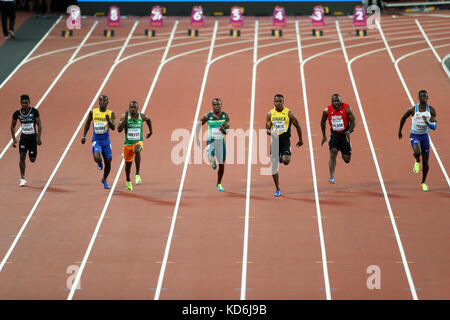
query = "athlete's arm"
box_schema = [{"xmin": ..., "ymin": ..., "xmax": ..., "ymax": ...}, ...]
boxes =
[
  {"xmin": 288, "ymin": 110, "xmax": 303, "ymax": 147},
  {"xmin": 36, "ymin": 116, "xmax": 42, "ymax": 145},
  {"xmin": 81, "ymin": 110, "xmax": 93, "ymax": 144},
  {"xmin": 117, "ymin": 111, "xmax": 128, "ymax": 133},
  {"xmin": 107, "ymin": 112, "xmax": 116, "ymax": 131},
  {"xmin": 423, "ymin": 106, "xmax": 437, "ymax": 130},
  {"xmin": 220, "ymin": 113, "xmax": 230, "ymax": 134},
  {"xmin": 266, "ymin": 112, "xmax": 272, "ymax": 136},
  {"xmin": 10, "ymin": 118, "xmax": 17, "ymax": 148},
  {"xmin": 142, "ymin": 113, "xmax": 153, "ymax": 139},
  {"xmin": 320, "ymin": 108, "xmax": 328, "ymax": 146},
  {"xmin": 196, "ymin": 114, "xmax": 208, "ymax": 146},
  {"xmin": 345, "ymin": 106, "xmax": 356, "ymax": 142},
  {"xmin": 398, "ymin": 107, "xmax": 413, "ymax": 139}
]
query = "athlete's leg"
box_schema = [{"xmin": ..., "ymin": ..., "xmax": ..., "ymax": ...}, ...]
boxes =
[
  {"xmin": 134, "ymin": 143, "xmax": 142, "ymax": 176},
  {"xmin": 218, "ymin": 164, "xmax": 224, "ymax": 185},
  {"xmin": 421, "ymin": 153, "xmax": 429, "ymax": 184},
  {"xmin": 329, "ymin": 148, "xmax": 338, "ymax": 178},
  {"xmin": 103, "ymin": 157, "xmax": 111, "ymax": 180},
  {"xmin": 125, "ymin": 161, "xmax": 132, "ymax": 182},
  {"xmin": 281, "ymin": 154, "xmax": 291, "ymax": 165},
  {"xmin": 272, "ymin": 172, "xmax": 280, "ymax": 191},
  {"xmin": 19, "ymin": 151, "xmax": 26, "ymax": 179},
  {"xmin": 412, "ymin": 144, "xmax": 421, "ymax": 162},
  {"xmin": 342, "ymin": 154, "xmax": 351, "ymax": 163}
]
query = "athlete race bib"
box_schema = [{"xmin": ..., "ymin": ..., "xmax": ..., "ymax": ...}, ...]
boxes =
[
  {"xmin": 21, "ymin": 123, "xmax": 35, "ymax": 134},
  {"xmin": 127, "ymin": 128, "xmax": 141, "ymax": 140},
  {"xmin": 94, "ymin": 122, "xmax": 107, "ymax": 134},
  {"xmin": 415, "ymin": 115, "xmax": 427, "ymax": 130},
  {"xmin": 331, "ymin": 118, "xmax": 345, "ymax": 131},
  {"xmin": 211, "ymin": 127, "xmax": 224, "ymax": 140},
  {"xmin": 273, "ymin": 121, "xmax": 286, "ymax": 133}
]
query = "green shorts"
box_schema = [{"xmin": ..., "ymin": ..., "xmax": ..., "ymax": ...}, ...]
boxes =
[{"xmin": 206, "ymin": 139, "xmax": 226, "ymax": 164}]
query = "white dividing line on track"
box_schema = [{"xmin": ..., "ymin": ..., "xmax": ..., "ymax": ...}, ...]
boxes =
[
  {"xmin": 0, "ymin": 16, "xmax": 62, "ymax": 89},
  {"xmin": 67, "ymin": 20, "xmax": 180, "ymax": 301},
  {"xmin": 240, "ymin": 19, "xmax": 258, "ymax": 301},
  {"xmin": 153, "ymin": 20, "xmax": 219, "ymax": 300},
  {"xmin": 0, "ymin": 21, "xmax": 99, "ymax": 160},
  {"xmin": 296, "ymin": 20, "xmax": 332, "ymax": 300},
  {"xmin": 376, "ymin": 23, "xmax": 450, "ymax": 187},
  {"xmin": 336, "ymin": 20, "xmax": 419, "ymax": 300},
  {"xmin": 415, "ymin": 19, "xmax": 443, "ymax": 63},
  {"xmin": 0, "ymin": 20, "xmax": 140, "ymax": 273}
]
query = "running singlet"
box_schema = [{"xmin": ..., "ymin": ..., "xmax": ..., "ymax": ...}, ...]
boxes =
[
  {"xmin": 270, "ymin": 107, "xmax": 291, "ymax": 137},
  {"xmin": 92, "ymin": 108, "xmax": 112, "ymax": 140},
  {"xmin": 207, "ymin": 111, "xmax": 227, "ymax": 140},
  {"xmin": 410, "ymin": 104, "xmax": 431, "ymax": 135},
  {"xmin": 124, "ymin": 113, "xmax": 143, "ymax": 145},
  {"xmin": 12, "ymin": 107, "xmax": 40, "ymax": 136},
  {"xmin": 327, "ymin": 103, "xmax": 349, "ymax": 133}
]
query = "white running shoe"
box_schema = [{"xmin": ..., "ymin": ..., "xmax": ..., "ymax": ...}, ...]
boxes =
[{"xmin": 19, "ymin": 179, "xmax": 27, "ymax": 187}]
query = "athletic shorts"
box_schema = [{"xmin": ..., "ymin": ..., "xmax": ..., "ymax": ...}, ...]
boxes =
[
  {"xmin": 270, "ymin": 134, "xmax": 291, "ymax": 158},
  {"xmin": 410, "ymin": 133, "xmax": 430, "ymax": 155},
  {"xmin": 123, "ymin": 141, "xmax": 144, "ymax": 162},
  {"xmin": 19, "ymin": 134, "xmax": 37, "ymax": 158},
  {"xmin": 92, "ymin": 138, "xmax": 112, "ymax": 159},
  {"xmin": 329, "ymin": 132, "xmax": 351, "ymax": 155},
  {"xmin": 206, "ymin": 139, "xmax": 226, "ymax": 164}
]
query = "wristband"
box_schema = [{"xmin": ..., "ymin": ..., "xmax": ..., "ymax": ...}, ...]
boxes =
[{"xmin": 427, "ymin": 122, "xmax": 436, "ymax": 130}]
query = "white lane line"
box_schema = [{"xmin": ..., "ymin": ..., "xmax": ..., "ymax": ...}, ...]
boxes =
[
  {"xmin": 0, "ymin": 16, "xmax": 62, "ymax": 89},
  {"xmin": 0, "ymin": 21, "xmax": 140, "ymax": 273},
  {"xmin": 240, "ymin": 20, "xmax": 258, "ymax": 301},
  {"xmin": 0, "ymin": 21, "xmax": 99, "ymax": 160},
  {"xmin": 377, "ymin": 24, "xmax": 450, "ymax": 187},
  {"xmin": 336, "ymin": 20, "xmax": 419, "ymax": 300},
  {"xmin": 153, "ymin": 20, "xmax": 219, "ymax": 300},
  {"xmin": 67, "ymin": 20, "xmax": 180, "ymax": 301},
  {"xmin": 376, "ymin": 20, "xmax": 396, "ymax": 63},
  {"xmin": 415, "ymin": 19, "xmax": 443, "ymax": 63},
  {"xmin": 296, "ymin": 20, "xmax": 332, "ymax": 300}
]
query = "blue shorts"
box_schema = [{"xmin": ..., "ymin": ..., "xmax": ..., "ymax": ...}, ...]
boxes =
[
  {"xmin": 410, "ymin": 133, "xmax": 430, "ymax": 155},
  {"xmin": 92, "ymin": 138, "xmax": 112, "ymax": 159}
]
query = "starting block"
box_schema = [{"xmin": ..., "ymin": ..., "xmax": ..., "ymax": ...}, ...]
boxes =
[
  {"xmin": 229, "ymin": 29, "xmax": 241, "ymax": 38},
  {"xmin": 355, "ymin": 29, "xmax": 367, "ymax": 37},
  {"xmin": 103, "ymin": 29, "xmax": 115, "ymax": 38},
  {"xmin": 271, "ymin": 29, "xmax": 283, "ymax": 37},
  {"xmin": 188, "ymin": 29, "xmax": 199, "ymax": 37},
  {"xmin": 61, "ymin": 30, "xmax": 73, "ymax": 38},
  {"xmin": 312, "ymin": 29, "xmax": 324, "ymax": 37},
  {"xmin": 145, "ymin": 29, "xmax": 156, "ymax": 38}
]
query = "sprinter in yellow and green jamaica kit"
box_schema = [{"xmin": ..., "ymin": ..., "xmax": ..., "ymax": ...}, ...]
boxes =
[
  {"xmin": 196, "ymin": 98, "xmax": 230, "ymax": 192},
  {"xmin": 117, "ymin": 101, "xmax": 153, "ymax": 191},
  {"xmin": 265, "ymin": 94, "xmax": 303, "ymax": 197}
]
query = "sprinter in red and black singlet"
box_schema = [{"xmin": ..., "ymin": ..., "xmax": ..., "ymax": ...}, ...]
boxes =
[
  {"xmin": 11, "ymin": 94, "xmax": 42, "ymax": 187},
  {"xmin": 320, "ymin": 94, "xmax": 356, "ymax": 184}
]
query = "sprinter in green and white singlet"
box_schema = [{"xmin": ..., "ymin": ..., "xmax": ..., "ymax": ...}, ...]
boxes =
[{"xmin": 196, "ymin": 98, "xmax": 230, "ymax": 192}]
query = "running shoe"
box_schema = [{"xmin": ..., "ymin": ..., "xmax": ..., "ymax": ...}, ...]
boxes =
[
  {"xmin": 413, "ymin": 161, "xmax": 420, "ymax": 174},
  {"xmin": 126, "ymin": 181, "xmax": 133, "ymax": 191},
  {"xmin": 135, "ymin": 175, "xmax": 142, "ymax": 185},
  {"xmin": 279, "ymin": 155, "xmax": 282, "ymax": 163},
  {"xmin": 212, "ymin": 160, "xmax": 217, "ymax": 170},
  {"xmin": 217, "ymin": 184, "xmax": 224, "ymax": 191},
  {"xmin": 421, "ymin": 183, "xmax": 429, "ymax": 192},
  {"xmin": 274, "ymin": 190, "xmax": 281, "ymax": 197},
  {"xmin": 8, "ymin": 30, "xmax": 15, "ymax": 39},
  {"xmin": 97, "ymin": 160, "xmax": 103, "ymax": 170},
  {"xmin": 102, "ymin": 179, "xmax": 109, "ymax": 189},
  {"xmin": 328, "ymin": 177, "xmax": 335, "ymax": 184},
  {"xmin": 19, "ymin": 179, "xmax": 27, "ymax": 187}
]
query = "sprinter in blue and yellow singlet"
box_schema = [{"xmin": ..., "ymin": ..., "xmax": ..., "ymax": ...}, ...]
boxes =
[
  {"xmin": 81, "ymin": 95, "xmax": 116, "ymax": 189},
  {"xmin": 196, "ymin": 98, "xmax": 230, "ymax": 192},
  {"xmin": 266, "ymin": 94, "xmax": 303, "ymax": 197}
]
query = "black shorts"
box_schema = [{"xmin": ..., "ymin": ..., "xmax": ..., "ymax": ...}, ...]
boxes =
[
  {"xmin": 19, "ymin": 134, "xmax": 38, "ymax": 158},
  {"xmin": 279, "ymin": 136, "xmax": 291, "ymax": 157},
  {"xmin": 329, "ymin": 132, "xmax": 351, "ymax": 155}
]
